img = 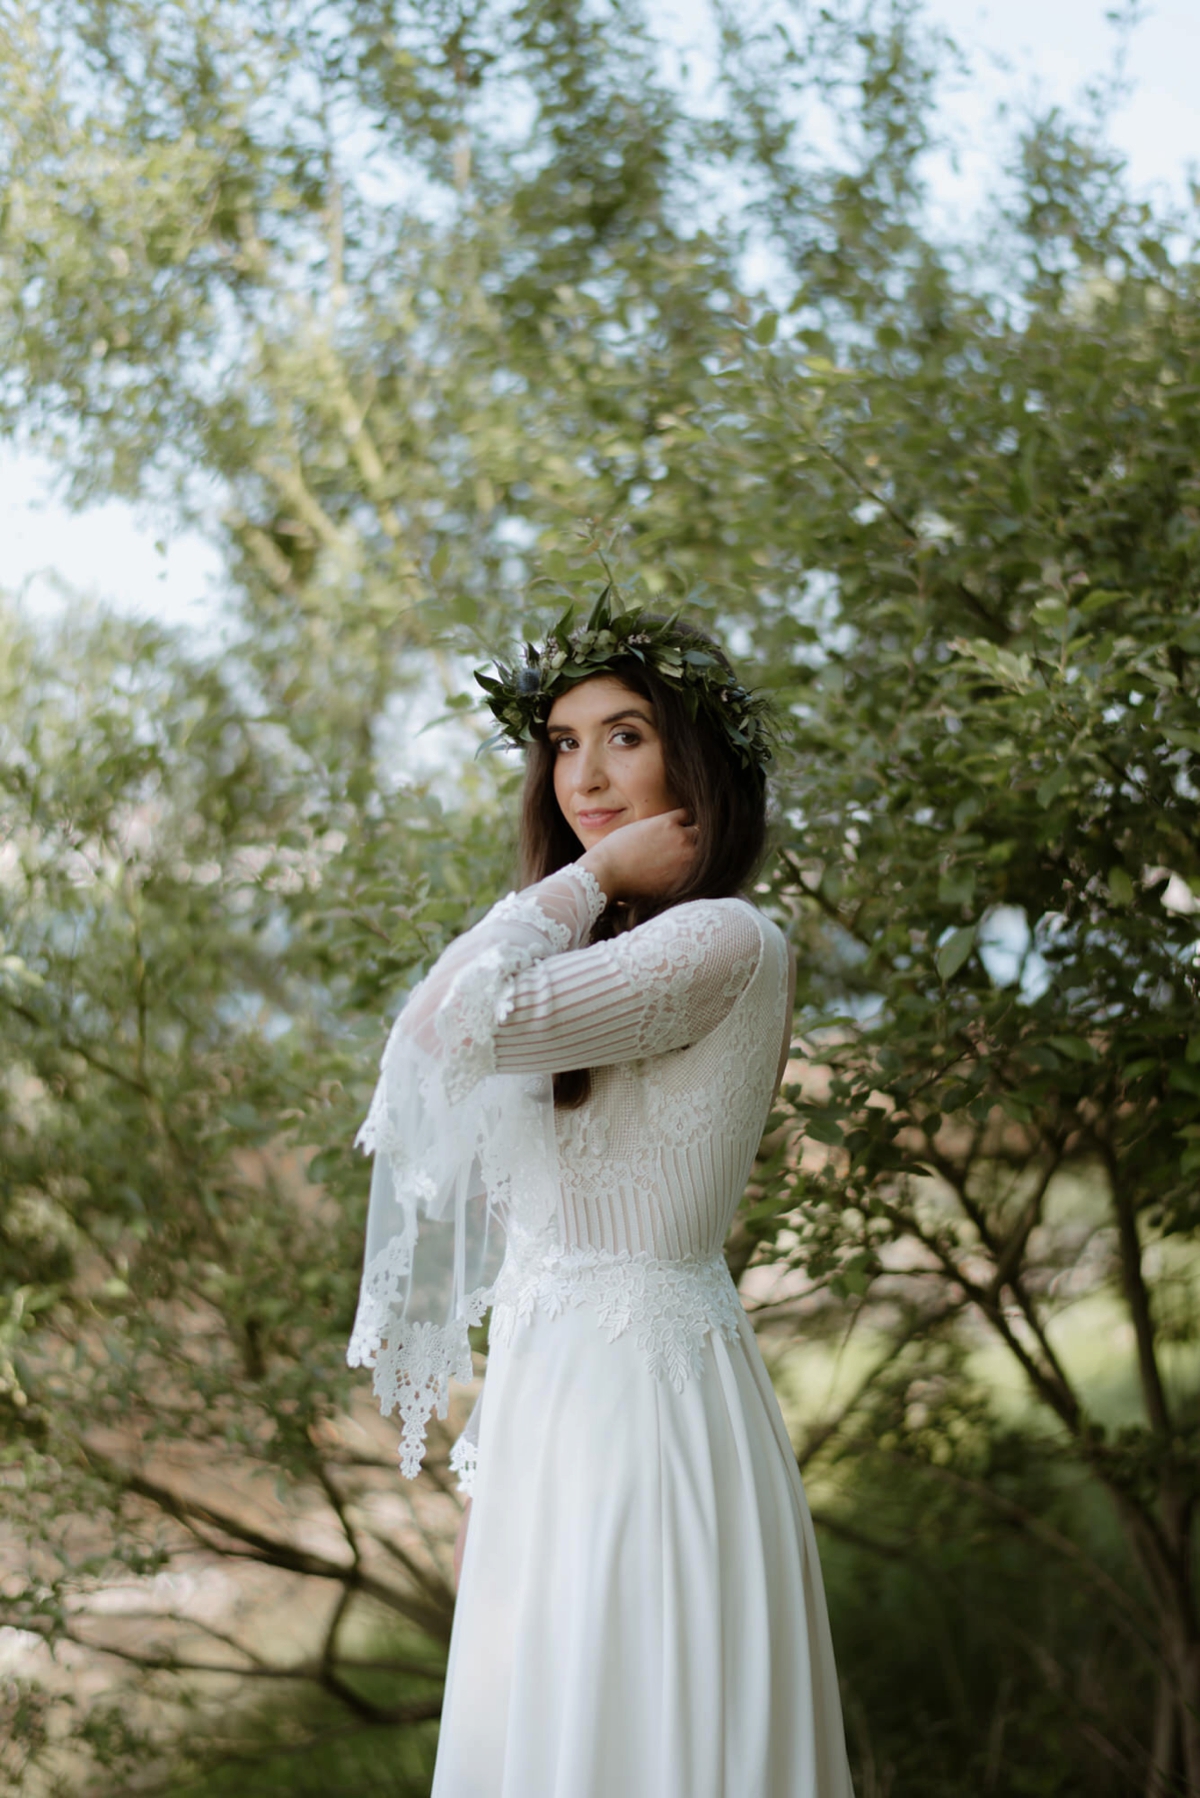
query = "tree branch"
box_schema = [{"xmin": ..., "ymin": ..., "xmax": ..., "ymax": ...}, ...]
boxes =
[
  {"xmin": 929, "ymin": 1137, "xmax": 1079, "ymax": 1408},
  {"xmin": 883, "ymin": 1198, "xmax": 1082, "ymax": 1432},
  {"xmin": 85, "ymin": 1452, "xmax": 436, "ymax": 1622},
  {"xmin": 1104, "ymin": 1148, "xmax": 1172, "ymax": 1439},
  {"xmin": 878, "ymin": 1448, "xmax": 1159, "ymax": 1647},
  {"xmin": 794, "ymin": 1300, "xmax": 963, "ymax": 1470},
  {"xmin": 0, "ymin": 992, "xmax": 154, "ymax": 1100},
  {"xmin": 10, "ymin": 1615, "xmax": 445, "ymax": 1688}
]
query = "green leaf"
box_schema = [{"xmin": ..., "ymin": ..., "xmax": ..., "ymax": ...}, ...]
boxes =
[
  {"xmin": 752, "ymin": 311, "xmax": 778, "ymax": 344},
  {"xmin": 429, "ymin": 541, "xmax": 450, "ymax": 582},
  {"xmin": 1077, "ymin": 588, "xmax": 1128, "ymax": 615},
  {"xmin": 935, "ymin": 924, "xmax": 977, "ymax": 981},
  {"xmin": 1047, "ymin": 1035, "xmax": 1097, "ymax": 1062},
  {"xmin": 1161, "ymin": 727, "xmax": 1200, "ymax": 753},
  {"xmin": 938, "ymin": 867, "xmax": 976, "ymax": 908},
  {"xmin": 1107, "ymin": 866, "xmax": 1134, "ymax": 906},
  {"xmin": 1032, "ymin": 596, "xmax": 1067, "ymax": 628},
  {"xmin": 1036, "ymin": 763, "xmax": 1072, "ymax": 807},
  {"xmin": 819, "ymin": 865, "xmax": 844, "ymax": 903},
  {"xmin": 803, "ymin": 1114, "xmax": 845, "ymax": 1146}
]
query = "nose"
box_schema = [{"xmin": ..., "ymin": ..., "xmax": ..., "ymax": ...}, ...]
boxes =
[{"xmin": 572, "ymin": 738, "xmax": 607, "ymax": 794}]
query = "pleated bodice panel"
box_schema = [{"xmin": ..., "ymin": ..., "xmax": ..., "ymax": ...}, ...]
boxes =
[{"xmin": 554, "ymin": 1004, "xmax": 784, "ymax": 1261}]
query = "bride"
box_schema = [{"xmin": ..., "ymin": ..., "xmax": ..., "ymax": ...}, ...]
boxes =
[{"xmin": 348, "ymin": 592, "xmax": 854, "ymax": 1797}]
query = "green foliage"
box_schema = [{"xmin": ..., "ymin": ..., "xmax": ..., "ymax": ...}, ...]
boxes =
[
  {"xmin": 2, "ymin": 0, "xmax": 1199, "ymax": 1791},
  {"xmin": 475, "ymin": 574, "xmax": 775, "ymax": 770},
  {"xmin": 824, "ymin": 1451, "xmax": 1150, "ymax": 1796},
  {"xmin": 0, "ymin": 600, "xmax": 495, "ymax": 1784},
  {"xmin": 174, "ymin": 1718, "xmax": 439, "ymax": 1798}
]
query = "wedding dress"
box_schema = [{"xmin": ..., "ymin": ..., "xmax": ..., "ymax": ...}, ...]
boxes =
[{"xmin": 349, "ymin": 863, "xmax": 854, "ymax": 1798}]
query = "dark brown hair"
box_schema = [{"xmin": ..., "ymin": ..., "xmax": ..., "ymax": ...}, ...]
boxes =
[{"xmin": 517, "ymin": 632, "xmax": 769, "ymax": 1107}]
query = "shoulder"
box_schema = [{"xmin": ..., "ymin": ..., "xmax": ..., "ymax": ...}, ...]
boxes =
[{"xmin": 608, "ymin": 896, "xmax": 780, "ymax": 980}]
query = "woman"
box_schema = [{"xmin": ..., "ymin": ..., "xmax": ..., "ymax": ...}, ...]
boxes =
[{"xmin": 348, "ymin": 593, "xmax": 854, "ymax": 1797}]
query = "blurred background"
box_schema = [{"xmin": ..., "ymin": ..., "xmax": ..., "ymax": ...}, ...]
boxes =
[{"xmin": 1, "ymin": 2, "xmax": 1198, "ymax": 1793}]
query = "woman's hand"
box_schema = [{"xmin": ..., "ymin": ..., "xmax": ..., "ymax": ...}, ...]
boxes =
[{"xmin": 579, "ymin": 808, "xmax": 699, "ymax": 903}]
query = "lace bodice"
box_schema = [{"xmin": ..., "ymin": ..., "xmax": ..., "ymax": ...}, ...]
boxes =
[{"xmin": 349, "ymin": 865, "xmax": 791, "ymax": 1482}]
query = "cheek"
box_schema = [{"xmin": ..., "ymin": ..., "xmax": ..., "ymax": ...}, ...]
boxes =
[{"xmin": 631, "ymin": 745, "xmax": 674, "ymax": 812}]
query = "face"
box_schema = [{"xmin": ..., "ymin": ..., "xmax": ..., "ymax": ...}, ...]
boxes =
[{"xmin": 547, "ymin": 675, "xmax": 676, "ymax": 849}]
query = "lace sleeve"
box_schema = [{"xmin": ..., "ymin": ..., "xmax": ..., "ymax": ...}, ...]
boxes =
[
  {"xmin": 347, "ymin": 863, "xmax": 604, "ymax": 1481},
  {"xmin": 488, "ymin": 898, "xmax": 768, "ymax": 1076},
  {"xmin": 394, "ymin": 863, "xmax": 606, "ymax": 1099}
]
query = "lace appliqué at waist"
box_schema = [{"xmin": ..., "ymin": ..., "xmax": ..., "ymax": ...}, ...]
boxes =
[
  {"xmin": 490, "ymin": 1240, "xmax": 745, "ymax": 1391},
  {"xmin": 448, "ymin": 1431, "xmax": 479, "ymax": 1498}
]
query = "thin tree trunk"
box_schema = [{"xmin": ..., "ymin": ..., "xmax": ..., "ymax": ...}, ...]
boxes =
[
  {"xmin": 1109, "ymin": 1169, "xmax": 1172, "ymax": 1440},
  {"xmin": 1178, "ymin": 1635, "xmax": 1200, "ymax": 1796},
  {"xmin": 1148, "ymin": 1667, "xmax": 1177, "ymax": 1798}
]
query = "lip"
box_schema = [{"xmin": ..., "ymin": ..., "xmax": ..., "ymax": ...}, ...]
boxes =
[{"xmin": 575, "ymin": 808, "xmax": 624, "ymax": 829}]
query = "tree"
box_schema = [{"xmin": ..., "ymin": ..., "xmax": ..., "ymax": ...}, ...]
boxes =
[
  {"xmin": 714, "ymin": 107, "xmax": 1200, "ymax": 1797},
  {"xmin": 0, "ymin": 601, "xmax": 510, "ymax": 1789},
  {"xmin": 2, "ymin": 0, "xmax": 1198, "ymax": 1791}
]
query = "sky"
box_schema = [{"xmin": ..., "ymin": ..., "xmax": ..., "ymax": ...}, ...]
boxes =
[{"xmin": 2, "ymin": 0, "xmax": 1195, "ymax": 643}]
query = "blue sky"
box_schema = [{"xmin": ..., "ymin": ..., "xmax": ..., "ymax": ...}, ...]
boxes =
[{"xmin": 2, "ymin": 0, "xmax": 1195, "ymax": 643}]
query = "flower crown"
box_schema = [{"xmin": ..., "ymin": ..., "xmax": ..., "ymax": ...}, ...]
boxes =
[{"xmin": 474, "ymin": 587, "xmax": 773, "ymax": 775}]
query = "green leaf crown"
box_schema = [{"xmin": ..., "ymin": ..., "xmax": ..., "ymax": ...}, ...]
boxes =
[{"xmin": 475, "ymin": 586, "xmax": 774, "ymax": 775}]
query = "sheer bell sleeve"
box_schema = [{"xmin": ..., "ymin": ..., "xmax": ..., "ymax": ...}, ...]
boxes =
[{"xmin": 347, "ymin": 864, "xmax": 606, "ymax": 1479}]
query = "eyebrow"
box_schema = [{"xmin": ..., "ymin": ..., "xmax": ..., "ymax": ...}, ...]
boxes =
[{"xmin": 546, "ymin": 707, "xmax": 655, "ymax": 736}]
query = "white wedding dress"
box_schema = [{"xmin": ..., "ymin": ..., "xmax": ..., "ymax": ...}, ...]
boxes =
[{"xmin": 349, "ymin": 864, "xmax": 853, "ymax": 1798}]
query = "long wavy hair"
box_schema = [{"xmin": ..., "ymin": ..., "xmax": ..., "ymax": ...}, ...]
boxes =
[{"xmin": 517, "ymin": 629, "xmax": 769, "ymax": 1107}]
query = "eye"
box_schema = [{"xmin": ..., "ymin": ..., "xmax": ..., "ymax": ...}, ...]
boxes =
[
  {"xmin": 552, "ymin": 735, "xmax": 577, "ymax": 753},
  {"xmin": 611, "ymin": 728, "xmax": 642, "ymax": 746}
]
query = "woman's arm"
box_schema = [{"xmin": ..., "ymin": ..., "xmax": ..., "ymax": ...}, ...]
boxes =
[
  {"xmin": 483, "ymin": 897, "xmax": 767, "ymax": 1077},
  {"xmin": 400, "ymin": 812, "xmax": 762, "ymax": 1097}
]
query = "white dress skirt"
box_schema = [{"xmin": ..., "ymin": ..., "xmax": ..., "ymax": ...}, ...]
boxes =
[
  {"xmin": 347, "ymin": 864, "xmax": 854, "ymax": 1797},
  {"xmin": 436, "ymin": 1302, "xmax": 852, "ymax": 1798}
]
